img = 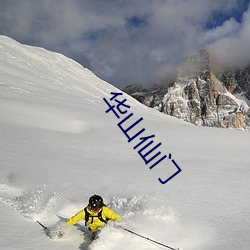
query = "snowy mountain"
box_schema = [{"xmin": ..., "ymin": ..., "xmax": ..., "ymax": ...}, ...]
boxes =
[
  {"xmin": 217, "ymin": 65, "xmax": 250, "ymax": 100},
  {"xmin": 0, "ymin": 36, "xmax": 250, "ymax": 250},
  {"xmin": 124, "ymin": 49, "xmax": 250, "ymax": 130}
]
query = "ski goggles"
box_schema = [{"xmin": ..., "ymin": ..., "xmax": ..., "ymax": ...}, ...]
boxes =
[{"xmin": 89, "ymin": 205, "xmax": 101, "ymax": 212}]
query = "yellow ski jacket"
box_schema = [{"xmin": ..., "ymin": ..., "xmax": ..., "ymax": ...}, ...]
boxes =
[{"xmin": 67, "ymin": 206, "xmax": 121, "ymax": 233}]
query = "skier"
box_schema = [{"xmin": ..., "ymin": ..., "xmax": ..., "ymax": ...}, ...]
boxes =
[{"xmin": 66, "ymin": 194, "xmax": 121, "ymax": 239}]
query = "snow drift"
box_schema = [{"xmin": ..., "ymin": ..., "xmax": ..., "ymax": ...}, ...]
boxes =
[{"xmin": 0, "ymin": 36, "xmax": 249, "ymax": 250}]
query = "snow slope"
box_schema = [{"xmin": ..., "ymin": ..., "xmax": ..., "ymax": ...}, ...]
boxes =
[{"xmin": 0, "ymin": 36, "xmax": 249, "ymax": 250}]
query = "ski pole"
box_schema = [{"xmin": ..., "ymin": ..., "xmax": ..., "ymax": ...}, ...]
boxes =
[
  {"xmin": 37, "ymin": 220, "xmax": 48, "ymax": 231},
  {"xmin": 122, "ymin": 227, "xmax": 180, "ymax": 250}
]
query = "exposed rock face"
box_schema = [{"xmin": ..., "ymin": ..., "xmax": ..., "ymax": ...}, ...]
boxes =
[
  {"xmin": 123, "ymin": 84, "xmax": 147, "ymax": 103},
  {"xmin": 123, "ymin": 49, "xmax": 250, "ymax": 130},
  {"xmin": 217, "ymin": 66, "xmax": 250, "ymax": 99}
]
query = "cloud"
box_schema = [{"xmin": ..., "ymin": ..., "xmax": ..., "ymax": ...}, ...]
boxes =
[
  {"xmin": 0, "ymin": 0, "xmax": 249, "ymax": 88},
  {"xmin": 200, "ymin": 18, "xmax": 240, "ymax": 45},
  {"xmin": 209, "ymin": 3, "xmax": 250, "ymax": 68}
]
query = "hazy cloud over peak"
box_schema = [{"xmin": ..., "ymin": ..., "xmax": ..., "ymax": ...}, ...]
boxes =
[{"xmin": 0, "ymin": 0, "xmax": 249, "ymax": 88}]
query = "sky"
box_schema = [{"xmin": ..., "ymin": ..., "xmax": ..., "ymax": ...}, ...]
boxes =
[{"xmin": 0, "ymin": 0, "xmax": 249, "ymax": 89}]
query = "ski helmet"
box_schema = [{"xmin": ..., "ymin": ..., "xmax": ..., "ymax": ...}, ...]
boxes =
[{"xmin": 89, "ymin": 195, "xmax": 104, "ymax": 210}]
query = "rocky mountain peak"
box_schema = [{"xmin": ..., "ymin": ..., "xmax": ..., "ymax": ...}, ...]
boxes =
[
  {"xmin": 177, "ymin": 48, "xmax": 210, "ymax": 78},
  {"xmin": 123, "ymin": 49, "xmax": 250, "ymax": 130}
]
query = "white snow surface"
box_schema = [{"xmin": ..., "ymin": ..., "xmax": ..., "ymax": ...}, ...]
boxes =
[{"xmin": 0, "ymin": 36, "xmax": 250, "ymax": 250}]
